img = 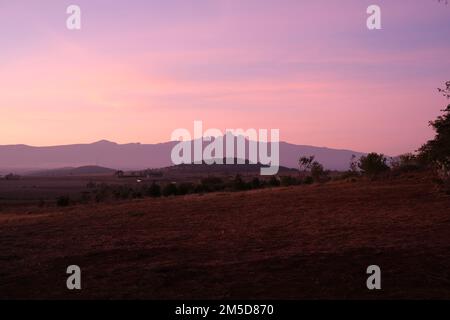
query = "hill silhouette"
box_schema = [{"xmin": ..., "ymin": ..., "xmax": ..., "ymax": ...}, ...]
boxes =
[{"xmin": 0, "ymin": 138, "xmax": 366, "ymax": 172}]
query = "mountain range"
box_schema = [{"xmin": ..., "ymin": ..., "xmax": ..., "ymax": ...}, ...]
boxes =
[{"xmin": 0, "ymin": 139, "xmax": 366, "ymax": 173}]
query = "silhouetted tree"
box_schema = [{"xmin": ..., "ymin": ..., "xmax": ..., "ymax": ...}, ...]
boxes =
[
  {"xmin": 299, "ymin": 155, "xmax": 315, "ymax": 172},
  {"xmin": 310, "ymin": 161, "xmax": 325, "ymax": 181},
  {"xmin": 438, "ymin": 81, "xmax": 450, "ymax": 99},
  {"xmin": 419, "ymin": 81, "xmax": 450, "ymax": 173},
  {"xmin": 358, "ymin": 153, "xmax": 390, "ymax": 176}
]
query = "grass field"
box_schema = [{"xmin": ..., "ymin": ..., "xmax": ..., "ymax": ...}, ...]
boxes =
[{"xmin": 0, "ymin": 173, "xmax": 449, "ymax": 299}]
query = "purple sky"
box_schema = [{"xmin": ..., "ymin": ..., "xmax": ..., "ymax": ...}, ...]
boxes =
[{"xmin": 0, "ymin": 0, "xmax": 449, "ymax": 155}]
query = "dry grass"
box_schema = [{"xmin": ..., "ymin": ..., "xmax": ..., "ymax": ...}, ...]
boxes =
[{"xmin": 0, "ymin": 173, "xmax": 449, "ymax": 299}]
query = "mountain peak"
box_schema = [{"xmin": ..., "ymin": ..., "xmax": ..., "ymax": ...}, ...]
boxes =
[{"xmin": 92, "ymin": 140, "xmax": 116, "ymax": 145}]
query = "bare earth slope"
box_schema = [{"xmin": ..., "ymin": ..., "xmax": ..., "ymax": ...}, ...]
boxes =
[{"xmin": 0, "ymin": 174, "xmax": 449, "ymax": 299}]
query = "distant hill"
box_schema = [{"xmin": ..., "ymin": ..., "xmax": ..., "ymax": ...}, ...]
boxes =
[
  {"xmin": 28, "ymin": 165, "xmax": 116, "ymax": 177},
  {"xmin": 0, "ymin": 138, "xmax": 366, "ymax": 172}
]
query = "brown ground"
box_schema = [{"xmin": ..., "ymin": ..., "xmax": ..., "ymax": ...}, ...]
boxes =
[{"xmin": 0, "ymin": 173, "xmax": 449, "ymax": 299}]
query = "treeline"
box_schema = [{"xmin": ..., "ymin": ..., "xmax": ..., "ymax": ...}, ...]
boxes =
[
  {"xmin": 52, "ymin": 149, "xmax": 436, "ymax": 208},
  {"xmin": 52, "ymin": 148, "xmax": 433, "ymax": 207},
  {"xmin": 335, "ymin": 81, "xmax": 450, "ymax": 192},
  {"xmin": 56, "ymin": 174, "xmax": 320, "ymax": 207}
]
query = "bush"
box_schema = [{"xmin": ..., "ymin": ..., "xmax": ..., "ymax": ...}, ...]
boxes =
[
  {"xmin": 233, "ymin": 174, "xmax": 249, "ymax": 191},
  {"xmin": 80, "ymin": 191, "xmax": 91, "ymax": 203},
  {"xmin": 56, "ymin": 195, "xmax": 70, "ymax": 207},
  {"xmin": 194, "ymin": 183, "xmax": 208, "ymax": 193},
  {"xmin": 303, "ymin": 176, "xmax": 314, "ymax": 185},
  {"xmin": 311, "ymin": 161, "xmax": 329, "ymax": 182},
  {"xmin": 391, "ymin": 153, "xmax": 423, "ymax": 173},
  {"xmin": 268, "ymin": 176, "xmax": 280, "ymax": 187},
  {"xmin": 200, "ymin": 176, "xmax": 225, "ymax": 192},
  {"xmin": 113, "ymin": 185, "xmax": 132, "ymax": 199},
  {"xmin": 132, "ymin": 190, "xmax": 143, "ymax": 199},
  {"xmin": 358, "ymin": 153, "xmax": 390, "ymax": 176},
  {"xmin": 251, "ymin": 177, "xmax": 262, "ymax": 188},
  {"xmin": 177, "ymin": 182, "xmax": 195, "ymax": 195},
  {"xmin": 201, "ymin": 176, "xmax": 224, "ymax": 185},
  {"xmin": 146, "ymin": 182, "xmax": 161, "ymax": 197},
  {"xmin": 443, "ymin": 176, "xmax": 450, "ymax": 195},
  {"xmin": 94, "ymin": 184, "xmax": 111, "ymax": 202},
  {"xmin": 280, "ymin": 176, "xmax": 298, "ymax": 186},
  {"xmin": 338, "ymin": 170, "xmax": 359, "ymax": 179},
  {"xmin": 162, "ymin": 183, "xmax": 178, "ymax": 197}
]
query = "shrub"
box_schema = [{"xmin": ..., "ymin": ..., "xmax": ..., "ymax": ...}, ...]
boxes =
[
  {"xmin": 177, "ymin": 182, "xmax": 195, "ymax": 195},
  {"xmin": 95, "ymin": 184, "xmax": 111, "ymax": 202},
  {"xmin": 56, "ymin": 195, "xmax": 70, "ymax": 207},
  {"xmin": 194, "ymin": 183, "xmax": 208, "ymax": 193},
  {"xmin": 80, "ymin": 191, "xmax": 91, "ymax": 203},
  {"xmin": 268, "ymin": 176, "xmax": 280, "ymax": 187},
  {"xmin": 233, "ymin": 174, "xmax": 249, "ymax": 191},
  {"xmin": 311, "ymin": 161, "xmax": 329, "ymax": 182},
  {"xmin": 443, "ymin": 176, "xmax": 450, "ymax": 195},
  {"xmin": 251, "ymin": 177, "xmax": 262, "ymax": 188},
  {"xmin": 162, "ymin": 183, "xmax": 178, "ymax": 197},
  {"xmin": 132, "ymin": 190, "xmax": 143, "ymax": 198},
  {"xmin": 358, "ymin": 153, "xmax": 390, "ymax": 176},
  {"xmin": 146, "ymin": 182, "xmax": 161, "ymax": 197},
  {"xmin": 201, "ymin": 176, "xmax": 224, "ymax": 185},
  {"xmin": 114, "ymin": 185, "xmax": 132, "ymax": 199},
  {"xmin": 200, "ymin": 176, "xmax": 225, "ymax": 192},
  {"xmin": 391, "ymin": 153, "xmax": 423, "ymax": 173},
  {"xmin": 303, "ymin": 176, "xmax": 314, "ymax": 185},
  {"xmin": 280, "ymin": 176, "xmax": 298, "ymax": 186},
  {"xmin": 338, "ymin": 170, "xmax": 360, "ymax": 180}
]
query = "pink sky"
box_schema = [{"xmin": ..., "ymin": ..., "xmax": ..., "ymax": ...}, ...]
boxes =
[{"xmin": 1, "ymin": 0, "xmax": 449, "ymax": 155}]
